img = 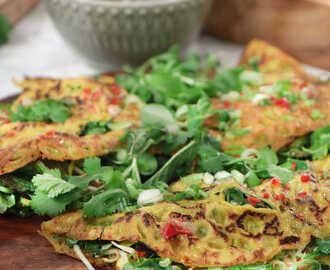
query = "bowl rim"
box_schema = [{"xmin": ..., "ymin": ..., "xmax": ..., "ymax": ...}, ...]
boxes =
[{"xmin": 49, "ymin": 0, "xmax": 203, "ymax": 7}]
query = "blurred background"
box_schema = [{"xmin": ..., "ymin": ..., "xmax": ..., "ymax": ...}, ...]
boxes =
[{"xmin": 0, "ymin": 0, "xmax": 329, "ymax": 99}]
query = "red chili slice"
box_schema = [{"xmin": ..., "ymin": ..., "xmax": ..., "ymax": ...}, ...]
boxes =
[
  {"xmin": 83, "ymin": 88, "xmax": 92, "ymax": 95},
  {"xmin": 136, "ymin": 251, "xmax": 146, "ymax": 257},
  {"xmin": 300, "ymin": 175, "xmax": 310, "ymax": 183},
  {"xmin": 223, "ymin": 101, "xmax": 231, "ymax": 108},
  {"xmin": 160, "ymin": 220, "xmax": 191, "ymax": 239},
  {"xmin": 110, "ymin": 96, "xmax": 121, "ymax": 105},
  {"xmin": 275, "ymin": 98, "xmax": 291, "ymax": 109},
  {"xmin": 271, "ymin": 178, "xmax": 281, "ymax": 186},
  {"xmin": 247, "ymin": 196, "xmax": 261, "ymax": 204},
  {"xmin": 110, "ymin": 84, "xmax": 120, "ymax": 95},
  {"xmin": 298, "ymin": 191, "xmax": 307, "ymax": 197}
]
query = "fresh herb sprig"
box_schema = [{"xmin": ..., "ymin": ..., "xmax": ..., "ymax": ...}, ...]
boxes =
[
  {"xmin": 279, "ymin": 125, "xmax": 330, "ymax": 160},
  {"xmin": 10, "ymin": 99, "xmax": 72, "ymax": 123}
]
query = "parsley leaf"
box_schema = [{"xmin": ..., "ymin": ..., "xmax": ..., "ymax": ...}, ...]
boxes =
[{"xmin": 10, "ymin": 99, "xmax": 71, "ymax": 123}]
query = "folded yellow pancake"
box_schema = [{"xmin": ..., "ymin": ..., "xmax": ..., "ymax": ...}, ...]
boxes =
[
  {"xmin": 239, "ymin": 39, "xmax": 308, "ymax": 84},
  {"xmin": 41, "ymin": 172, "xmax": 329, "ymax": 268},
  {"xmin": 206, "ymin": 88, "xmax": 329, "ymax": 151},
  {"xmin": 0, "ymin": 77, "xmax": 141, "ymax": 175}
]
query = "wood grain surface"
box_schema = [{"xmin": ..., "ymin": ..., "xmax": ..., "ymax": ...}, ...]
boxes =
[
  {"xmin": 0, "ymin": 0, "xmax": 40, "ymax": 25},
  {"xmin": 205, "ymin": 0, "xmax": 330, "ymax": 70},
  {"xmin": 0, "ymin": 216, "xmax": 86, "ymax": 270}
]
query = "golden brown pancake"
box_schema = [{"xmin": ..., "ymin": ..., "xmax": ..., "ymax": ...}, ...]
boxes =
[
  {"xmin": 239, "ymin": 39, "xmax": 308, "ymax": 84},
  {"xmin": 0, "ymin": 77, "xmax": 141, "ymax": 175},
  {"xmin": 41, "ymin": 173, "xmax": 329, "ymax": 268}
]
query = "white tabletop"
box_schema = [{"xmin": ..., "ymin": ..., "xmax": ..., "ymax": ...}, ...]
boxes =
[{"xmin": 0, "ymin": 3, "xmax": 328, "ymax": 100}]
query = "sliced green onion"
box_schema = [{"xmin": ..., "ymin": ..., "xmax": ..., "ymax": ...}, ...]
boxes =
[
  {"xmin": 304, "ymin": 99, "xmax": 315, "ymax": 107},
  {"xmin": 137, "ymin": 189, "xmax": 163, "ymax": 206},
  {"xmin": 181, "ymin": 173, "xmax": 204, "ymax": 184},
  {"xmin": 231, "ymin": 170, "xmax": 245, "ymax": 184},
  {"xmin": 311, "ymin": 109, "xmax": 321, "ymax": 120},
  {"xmin": 203, "ymin": 173, "xmax": 214, "ymax": 185}
]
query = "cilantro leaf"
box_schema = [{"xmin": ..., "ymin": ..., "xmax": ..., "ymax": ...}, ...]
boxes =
[
  {"xmin": 83, "ymin": 189, "xmax": 129, "ymax": 217},
  {"xmin": 30, "ymin": 189, "xmax": 81, "ymax": 217},
  {"xmin": 256, "ymin": 147, "xmax": 278, "ymax": 170},
  {"xmin": 141, "ymin": 104, "xmax": 175, "ymax": 128},
  {"xmin": 10, "ymin": 99, "xmax": 71, "ymax": 123},
  {"xmin": 83, "ymin": 157, "xmax": 102, "ymax": 175},
  {"xmin": 32, "ymin": 173, "xmax": 76, "ymax": 198},
  {"xmin": 210, "ymin": 66, "xmax": 245, "ymax": 94},
  {"xmin": 0, "ymin": 192, "xmax": 15, "ymax": 214},
  {"xmin": 267, "ymin": 165, "xmax": 294, "ymax": 184}
]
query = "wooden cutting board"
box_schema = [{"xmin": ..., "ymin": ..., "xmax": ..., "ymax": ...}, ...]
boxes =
[
  {"xmin": 0, "ymin": 0, "xmax": 40, "ymax": 25},
  {"xmin": 205, "ymin": 0, "xmax": 330, "ymax": 71},
  {"xmin": 0, "ymin": 216, "xmax": 88, "ymax": 270}
]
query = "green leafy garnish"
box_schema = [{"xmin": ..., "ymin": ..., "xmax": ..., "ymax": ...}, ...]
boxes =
[
  {"xmin": 224, "ymin": 187, "xmax": 274, "ymax": 209},
  {"xmin": 10, "ymin": 99, "xmax": 71, "ymax": 123}
]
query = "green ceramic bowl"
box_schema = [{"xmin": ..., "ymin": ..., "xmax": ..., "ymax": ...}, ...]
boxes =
[{"xmin": 44, "ymin": 0, "xmax": 213, "ymax": 65}]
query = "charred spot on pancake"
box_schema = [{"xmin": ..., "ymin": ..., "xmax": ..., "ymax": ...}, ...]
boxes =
[
  {"xmin": 263, "ymin": 216, "xmax": 282, "ymax": 236},
  {"xmin": 237, "ymin": 211, "xmax": 268, "ymax": 239},
  {"xmin": 253, "ymin": 248, "xmax": 265, "ymax": 259},
  {"xmin": 225, "ymin": 223, "xmax": 236, "ymax": 233},
  {"xmin": 188, "ymin": 235, "xmax": 199, "ymax": 246},
  {"xmin": 169, "ymin": 212, "xmax": 193, "ymax": 221},
  {"xmin": 280, "ymin": 236, "xmax": 300, "ymax": 245},
  {"xmin": 208, "ymin": 220, "xmax": 228, "ymax": 241},
  {"xmin": 142, "ymin": 213, "xmax": 156, "ymax": 227},
  {"xmin": 114, "ymin": 210, "xmax": 140, "ymax": 224}
]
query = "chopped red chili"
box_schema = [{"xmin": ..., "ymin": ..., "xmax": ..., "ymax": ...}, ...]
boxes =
[
  {"xmin": 110, "ymin": 84, "xmax": 120, "ymax": 95},
  {"xmin": 247, "ymin": 196, "xmax": 261, "ymax": 205},
  {"xmin": 223, "ymin": 101, "xmax": 231, "ymax": 108},
  {"xmin": 160, "ymin": 220, "xmax": 191, "ymax": 240},
  {"xmin": 46, "ymin": 130, "xmax": 55, "ymax": 136},
  {"xmin": 300, "ymin": 175, "xmax": 310, "ymax": 183},
  {"xmin": 275, "ymin": 98, "xmax": 291, "ymax": 109},
  {"xmin": 83, "ymin": 88, "xmax": 92, "ymax": 95},
  {"xmin": 279, "ymin": 193, "xmax": 285, "ymax": 200},
  {"xmin": 273, "ymin": 195, "xmax": 280, "ymax": 201},
  {"xmin": 296, "ymin": 257, "xmax": 301, "ymax": 262},
  {"xmin": 291, "ymin": 162, "xmax": 296, "ymax": 171},
  {"xmin": 6, "ymin": 132, "xmax": 15, "ymax": 137},
  {"xmin": 271, "ymin": 178, "xmax": 281, "ymax": 186},
  {"xmin": 263, "ymin": 193, "xmax": 270, "ymax": 199},
  {"xmin": 4, "ymin": 119, "xmax": 11, "ymax": 124},
  {"xmin": 136, "ymin": 251, "xmax": 146, "ymax": 258},
  {"xmin": 300, "ymin": 82, "xmax": 308, "ymax": 89},
  {"xmin": 110, "ymin": 96, "xmax": 121, "ymax": 105},
  {"xmin": 39, "ymin": 134, "xmax": 45, "ymax": 139},
  {"xmin": 298, "ymin": 191, "xmax": 307, "ymax": 197}
]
